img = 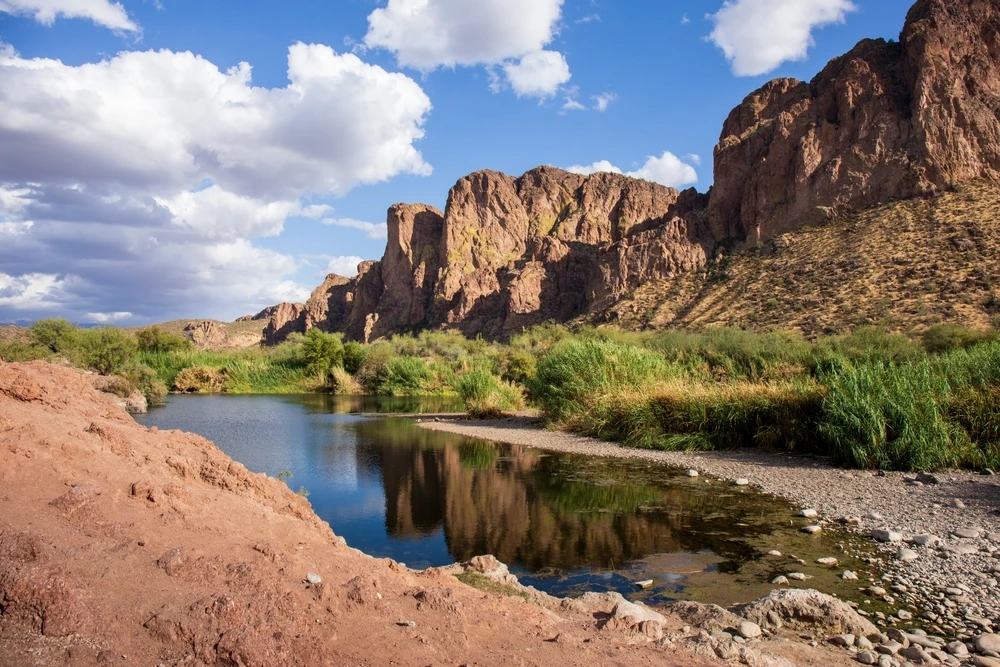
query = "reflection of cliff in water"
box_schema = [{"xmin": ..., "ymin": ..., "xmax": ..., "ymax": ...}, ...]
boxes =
[{"xmin": 352, "ymin": 419, "xmax": 769, "ymax": 572}]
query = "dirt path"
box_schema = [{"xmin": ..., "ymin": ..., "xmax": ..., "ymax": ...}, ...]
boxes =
[{"xmin": 417, "ymin": 417, "xmax": 1000, "ymax": 642}]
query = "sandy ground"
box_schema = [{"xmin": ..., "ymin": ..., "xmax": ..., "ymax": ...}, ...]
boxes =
[
  {"xmin": 1, "ymin": 361, "xmax": 875, "ymax": 667},
  {"xmin": 417, "ymin": 416, "xmax": 1000, "ymax": 640}
]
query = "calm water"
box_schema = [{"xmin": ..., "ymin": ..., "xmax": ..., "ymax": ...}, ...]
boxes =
[{"xmin": 136, "ymin": 394, "xmax": 876, "ymax": 607}]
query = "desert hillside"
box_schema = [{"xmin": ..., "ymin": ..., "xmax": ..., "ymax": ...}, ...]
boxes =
[{"xmin": 600, "ymin": 181, "xmax": 1000, "ymax": 336}]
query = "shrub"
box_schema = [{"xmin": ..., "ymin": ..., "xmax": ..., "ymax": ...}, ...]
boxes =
[
  {"xmin": 457, "ymin": 368, "xmax": 524, "ymax": 418},
  {"xmin": 530, "ymin": 339, "xmax": 677, "ymax": 420},
  {"xmin": 920, "ymin": 324, "xmax": 990, "ymax": 354},
  {"xmin": 327, "ymin": 366, "xmax": 360, "ymax": 394},
  {"xmin": 342, "ymin": 340, "xmax": 367, "ymax": 375},
  {"xmin": 500, "ymin": 348, "xmax": 536, "ymax": 384},
  {"xmin": 118, "ymin": 363, "xmax": 168, "ymax": 404},
  {"xmin": 173, "ymin": 365, "xmax": 226, "ymax": 393},
  {"xmin": 810, "ymin": 326, "xmax": 922, "ymax": 373},
  {"xmin": 301, "ymin": 329, "xmax": 344, "ymax": 376},
  {"xmin": 30, "ymin": 318, "xmax": 80, "ymax": 353},
  {"xmin": 356, "ymin": 343, "xmax": 394, "ymax": 393},
  {"xmin": 381, "ymin": 356, "xmax": 431, "ymax": 395},
  {"xmin": 136, "ymin": 326, "xmax": 192, "ymax": 353},
  {"xmin": 817, "ymin": 360, "xmax": 955, "ymax": 470},
  {"xmin": 79, "ymin": 327, "xmax": 138, "ymax": 375}
]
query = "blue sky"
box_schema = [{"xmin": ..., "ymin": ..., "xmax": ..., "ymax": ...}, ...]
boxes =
[{"xmin": 0, "ymin": 0, "xmax": 913, "ymax": 323}]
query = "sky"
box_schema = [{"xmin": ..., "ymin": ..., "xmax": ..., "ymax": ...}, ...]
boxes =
[{"xmin": 0, "ymin": 0, "xmax": 914, "ymax": 324}]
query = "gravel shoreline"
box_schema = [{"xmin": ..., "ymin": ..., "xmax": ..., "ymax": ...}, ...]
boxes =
[{"xmin": 416, "ymin": 416, "xmax": 1000, "ymax": 649}]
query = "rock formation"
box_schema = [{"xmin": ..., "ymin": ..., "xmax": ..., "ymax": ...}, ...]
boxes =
[{"xmin": 261, "ymin": 0, "xmax": 1000, "ymax": 343}]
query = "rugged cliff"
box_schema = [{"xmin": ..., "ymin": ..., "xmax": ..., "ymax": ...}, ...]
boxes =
[{"xmin": 263, "ymin": 0, "xmax": 1000, "ymax": 343}]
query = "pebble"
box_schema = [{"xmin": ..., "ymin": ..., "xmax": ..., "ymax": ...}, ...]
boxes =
[
  {"xmin": 397, "ymin": 620, "xmax": 417, "ymax": 628},
  {"xmin": 830, "ymin": 634, "xmax": 855, "ymax": 647},
  {"xmin": 635, "ymin": 579, "xmax": 654, "ymax": 589},
  {"xmin": 799, "ymin": 508, "xmax": 819, "ymax": 518},
  {"xmin": 954, "ymin": 527, "xmax": 982, "ymax": 539},
  {"xmin": 946, "ymin": 641, "xmax": 968, "ymax": 657},
  {"xmin": 801, "ymin": 525, "xmax": 822, "ymax": 534},
  {"xmin": 972, "ymin": 657, "xmax": 1000, "ymax": 667},
  {"xmin": 787, "ymin": 572, "xmax": 810, "ymax": 581},
  {"xmin": 771, "ymin": 576, "xmax": 789, "ymax": 585},
  {"xmin": 910, "ymin": 534, "xmax": 940, "ymax": 546},
  {"xmin": 866, "ymin": 511, "xmax": 883, "ymax": 521},
  {"xmin": 896, "ymin": 548, "xmax": 919, "ymax": 562},
  {"xmin": 946, "ymin": 544, "xmax": 980, "ymax": 555},
  {"xmin": 816, "ymin": 557, "xmax": 838, "ymax": 566},
  {"xmin": 857, "ymin": 650, "xmax": 877, "ymax": 664},
  {"xmin": 735, "ymin": 478, "xmax": 750, "ymax": 486},
  {"xmin": 737, "ymin": 621, "xmax": 761, "ymax": 639},
  {"xmin": 685, "ymin": 469, "xmax": 699, "ymax": 477},
  {"xmin": 976, "ymin": 634, "xmax": 1000, "ymax": 654},
  {"xmin": 767, "ymin": 550, "xmax": 782, "ymax": 557},
  {"xmin": 877, "ymin": 640, "xmax": 903, "ymax": 655},
  {"xmin": 305, "ymin": 573, "xmax": 322, "ymax": 585},
  {"xmin": 842, "ymin": 570, "xmax": 859, "ymax": 580},
  {"xmin": 949, "ymin": 499, "xmax": 967, "ymax": 509},
  {"xmin": 896, "ymin": 609, "xmax": 913, "ymax": 620},
  {"xmin": 871, "ymin": 529, "xmax": 903, "ymax": 543}
]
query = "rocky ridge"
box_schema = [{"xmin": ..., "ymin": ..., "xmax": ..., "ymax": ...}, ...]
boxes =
[{"xmin": 261, "ymin": 0, "xmax": 1000, "ymax": 343}]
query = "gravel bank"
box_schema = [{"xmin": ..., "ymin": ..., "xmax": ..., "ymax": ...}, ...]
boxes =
[{"xmin": 417, "ymin": 416, "xmax": 1000, "ymax": 647}]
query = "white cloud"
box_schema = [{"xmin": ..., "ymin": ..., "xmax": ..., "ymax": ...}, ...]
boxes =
[
  {"xmin": 685, "ymin": 153, "xmax": 702, "ymax": 166},
  {"xmin": 0, "ymin": 0, "xmax": 138, "ymax": 32},
  {"xmin": 364, "ymin": 0, "xmax": 564, "ymax": 70},
  {"xmin": 576, "ymin": 13, "xmax": 600, "ymax": 24},
  {"xmin": 322, "ymin": 256, "xmax": 364, "ymax": 278},
  {"xmin": 86, "ymin": 311, "xmax": 132, "ymax": 322},
  {"xmin": 681, "ymin": 14, "xmax": 691, "ymax": 25},
  {"xmin": 565, "ymin": 160, "xmax": 623, "ymax": 176},
  {"xmin": 0, "ymin": 44, "xmax": 432, "ymax": 321},
  {"xmin": 593, "ymin": 92, "xmax": 617, "ymax": 112},
  {"xmin": 321, "ymin": 217, "xmax": 388, "ymax": 240},
  {"xmin": 708, "ymin": 0, "xmax": 856, "ymax": 77},
  {"xmin": 364, "ymin": 0, "xmax": 573, "ymax": 99},
  {"xmin": 565, "ymin": 151, "xmax": 699, "ymax": 188},
  {"xmin": 502, "ymin": 50, "xmax": 571, "ymax": 98},
  {"xmin": 0, "ymin": 271, "xmax": 69, "ymax": 309},
  {"xmin": 562, "ymin": 97, "xmax": 586, "ymax": 111}
]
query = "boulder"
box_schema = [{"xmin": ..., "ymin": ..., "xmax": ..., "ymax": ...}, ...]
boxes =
[{"xmin": 736, "ymin": 589, "xmax": 879, "ymax": 637}]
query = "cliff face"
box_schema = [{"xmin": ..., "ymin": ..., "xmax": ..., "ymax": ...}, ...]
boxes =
[
  {"xmin": 266, "ymin": 167, "xmax": 712, "ymax": 341},
  {"xmin": 263, "ymin": 0, "xmax": 1000, "ymax": 343},
  {"xmin": 708, "ymin": 0, "xmax": 1000, "ymax": 244}
]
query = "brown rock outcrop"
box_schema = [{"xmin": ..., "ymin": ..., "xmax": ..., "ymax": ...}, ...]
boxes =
[
  {"xmin": 258, "ymin": 0, "xmax": 1000, "ymax": 343},
  {"xmin": 709, "ymin": 0, "xmax": 1000, "ymax": 245},
  {"xmin": 261, "ymin": 302, "xmax": 307, "ymax": 346}
]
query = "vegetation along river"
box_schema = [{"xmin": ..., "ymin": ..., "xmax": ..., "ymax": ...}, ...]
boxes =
[{"xmin": 136, "ymin": 394, "xmax": 885, "ymax": 608}]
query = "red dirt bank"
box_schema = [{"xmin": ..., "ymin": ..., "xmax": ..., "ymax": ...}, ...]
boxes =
[{"xmin": 0, "ymin": 362, "xmax": 852, "ymax": 666}]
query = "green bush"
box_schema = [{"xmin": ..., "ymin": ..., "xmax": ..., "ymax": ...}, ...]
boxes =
[
  {"xmin": 530, "ymin": 339, "xmax": 677, "ymax": 420},
  {"xmin": 500, "ymin": 348, "xmax": 536, "ymax": 384},
  {"xmin": 136, "ymin": 326, "xmax": 192, "ymax": 353},
  {"xmin": 818, "ymin": 360, "xmax": 956, "ymax": 470},
  {"xmin": 79, "ymin": 327, "xmax": 138, "ymax": 375},
  {"xmin": 920, "ymin": 324, "xmax": 991, "ymax": 354},
  {"xmin": 301, "ymin": 329, "xmax": 344, "ymax": 376},
  {"xmin": 342, "ymin": 341, "xmax": 367, "ymax": 375},
  {"xmin": 457, "ymin": 368, "xmax": 524, "ymax": 418},
  {"xmin": 30, "ymin": 318, "xmax": 80, "ymax": 353},
  {"xmin": 118, "ymin": 363, "xmax": 168, "ymax": 404},
  {"xmin": 381, "ymin": 356, "xmax": 431, "ymax": 395}
]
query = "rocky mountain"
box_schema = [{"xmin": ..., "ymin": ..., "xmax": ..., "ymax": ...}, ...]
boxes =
[{"xmin": 263, "ymin": 0, "xmax": 1000, "ymax": 343}]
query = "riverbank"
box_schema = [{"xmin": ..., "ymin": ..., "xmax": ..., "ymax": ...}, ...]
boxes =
[
  {"xmin": 418, "ymin": 416, "xmax": 1000, "ymax": 647},
  {"xmin": 5, "ymin": 360, "xmax": 885, "ymax": 667}
]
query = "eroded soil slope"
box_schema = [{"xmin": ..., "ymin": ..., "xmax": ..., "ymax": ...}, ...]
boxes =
[{"xmin": 0, "ymin": 360, "xmax": 731, "ymax": 667}]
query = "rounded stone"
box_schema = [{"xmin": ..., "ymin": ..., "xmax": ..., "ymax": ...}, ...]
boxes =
[
  {"xmin": 686, "ymin": 469, "xmax": 699, "ymax": 477},
  {"xmin": 737, "ymin": 620, "xmax": 762, "ymax": 639},
  {"xmin": 799, "ymin": 508, "xmax": 819, "ymax": 518}
]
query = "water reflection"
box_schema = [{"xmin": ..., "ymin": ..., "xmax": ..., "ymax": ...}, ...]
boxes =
[{"xmin": 137, "ymin": 394, "xmax": 871, "ymax": 606}]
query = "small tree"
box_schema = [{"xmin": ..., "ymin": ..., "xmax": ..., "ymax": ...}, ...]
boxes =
[
  {"xmin": 80, "ymin": 327, "xmax": 138, "ymax": 375},
  {"xmin": 136, "ymin": 326, "xmax": 192, "ymax": 352},
  {"xmin": 301, "ymin": 329, "xmax": 344, "ymax": 377},
  {"xmin": 30, "ymin": 318, "xmax": 80, "ymax": 353},
  {"xmin": 342, "ymin": 340, "xmax": 367, "ymax": 375}
]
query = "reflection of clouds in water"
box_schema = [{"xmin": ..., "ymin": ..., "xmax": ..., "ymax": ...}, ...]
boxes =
[{"xmin": 315, "ymin": 422, "xmax": 361, "ymax": 490}]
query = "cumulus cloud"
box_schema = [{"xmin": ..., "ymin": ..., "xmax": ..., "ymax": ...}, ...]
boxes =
[
  {"xmin": 502, "ymin": 50, "xmax": 571, "ymax": 98},
  {"xmin": 364, "ymin": 0, "xmax": 563, "ymax": 70},
  {"xmin": 0, "ymin": 0, "xmax": 138, "ymax": 32},
  {"xmin": 592, "ymin": 92, "xmax": 617, "ymax": 112},
  {"xmin": 364, "ymin": 0, "xmax": 572, "ymax": 98},
  {"xmin": 86, "ymin": 311, "xmax": 132, "ymax": 323},
  {"xmin": 0, "ymin": 44, "xmax": 432, "ymax": 322},
  {"xmin": 321, "ymin": 217, "xmax": 388, "ymax": 240},
  {"xmin": 708, "ymin": 0, "xmax": 856, "ymax": 76},
  {"xmin": 321, "ymin": 256, "xmax": 364, "ymax": 278},
  {"xmin": 565, "ymin": 151, "xmax": 699, "ymax": 188}
]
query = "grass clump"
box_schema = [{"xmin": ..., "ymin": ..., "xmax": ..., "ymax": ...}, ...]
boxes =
[
  {"xmin": 454, "ymin": 572, "xmax": 529, "ymax": 600},
  {"xmin": 173, "ymin": 366, "xmax": 227, "ymax": 393},
  {"xmin": 456, "ymin": 368, "xmax": 524, "ymax": 418}
]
